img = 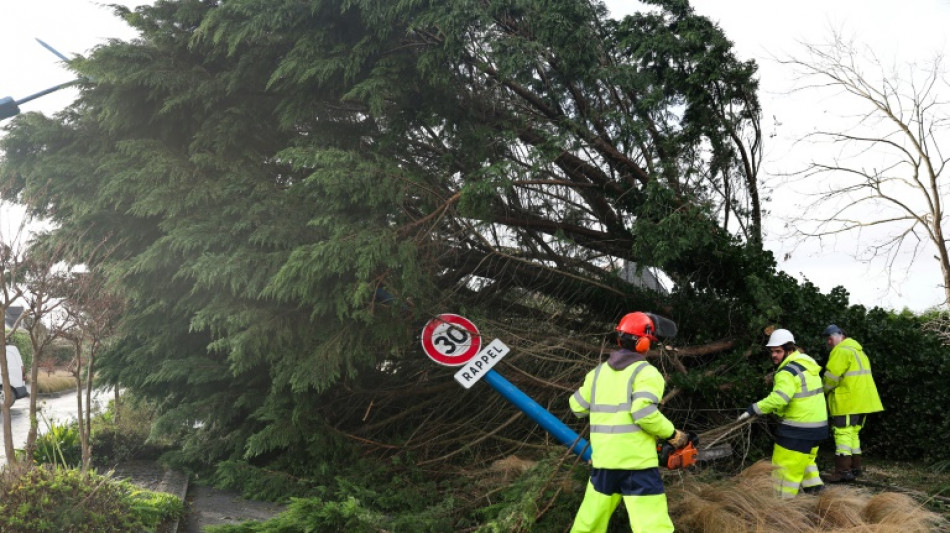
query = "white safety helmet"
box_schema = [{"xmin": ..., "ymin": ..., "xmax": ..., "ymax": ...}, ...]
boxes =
[{"xmin": 765, "ymin": 329, "xmax": 795, "ymax": 347}]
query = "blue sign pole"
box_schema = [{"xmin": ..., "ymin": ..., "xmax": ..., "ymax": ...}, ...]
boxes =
[{"xmin": 482, "ymin": 369, "xmax": 592, "ymax": 462}]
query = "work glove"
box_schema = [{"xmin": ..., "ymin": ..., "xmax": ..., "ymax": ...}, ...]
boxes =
[
  {"xmin": 667, "ymin": 429, "xmax": 689, "ymax": 449},
  {"xmin": 736, "ymin": 410, "xmax": 753, "ymax": 423}
]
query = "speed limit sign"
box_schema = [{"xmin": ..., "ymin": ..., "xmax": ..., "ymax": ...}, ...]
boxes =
[{"xmin": 420, "ymin": 314, "xmax": 482, "ymax": 366}]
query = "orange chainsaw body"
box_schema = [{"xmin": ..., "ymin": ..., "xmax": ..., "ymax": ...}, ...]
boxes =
[{"xmin": 657, "ymin": 432, "xmax": 699, "ymax": 470}]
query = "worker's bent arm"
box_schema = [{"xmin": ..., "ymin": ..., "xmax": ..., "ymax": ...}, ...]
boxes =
[
  {"xmin": 752, "ymin": 370, "xmax": 796, "ymax": 416},
  {"xmin": 630, "ymin": 366, "xmax": 675, "ymax": 439}
]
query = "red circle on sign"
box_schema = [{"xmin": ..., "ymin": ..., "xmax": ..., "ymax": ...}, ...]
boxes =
[{"xmin": 421, "ymin": 314, "xmax": 481, "ymax": 366}]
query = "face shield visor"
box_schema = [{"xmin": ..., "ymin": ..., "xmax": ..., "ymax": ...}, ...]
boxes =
[{"xmin": 645, "ymin": 313, "xmax": 677, "ymax": 339}]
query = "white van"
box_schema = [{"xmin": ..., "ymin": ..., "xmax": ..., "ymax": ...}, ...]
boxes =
[{"xmin": 1, "ymin": 345, "xmax": 28, "ymax": 405}]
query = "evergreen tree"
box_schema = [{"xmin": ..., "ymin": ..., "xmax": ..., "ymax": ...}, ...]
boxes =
[{"xmin": 0, "ymin": 0, "xmax": 786, "ymax": 468}]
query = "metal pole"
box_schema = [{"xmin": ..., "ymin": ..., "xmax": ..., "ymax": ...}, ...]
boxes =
[
  {"xmin": 482, "ymin": 369, "xmax": 592, "ymax": 462},
  {"xmin": 15, "ymin": 80, "xmax": 78, "ymax": 106},
  {"xmin": 35, "ymin": 38, "xmax": 71, "ymax": 63}
]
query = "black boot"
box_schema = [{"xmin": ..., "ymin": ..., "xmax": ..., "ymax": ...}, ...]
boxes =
[
  {"xmin": 826, "ymin": 455, "xmax": 855, "ymax": 483},
  {"xmin": 851, "ymin": 454, "xmax": 862, "ymax": 477}
]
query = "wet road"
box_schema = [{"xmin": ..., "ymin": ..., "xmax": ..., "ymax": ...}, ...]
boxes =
[{"xmin": 0, "ymin": 386, "xmax": 110, "ymax": 465}]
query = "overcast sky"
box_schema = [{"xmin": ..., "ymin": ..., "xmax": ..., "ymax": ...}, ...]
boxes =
[
  {"xmin": 2, "ymin": 0, "xmax": 949, "ymax": 312},
  {"xmin": 606, "ymin": 0, "xmax": 950, "ymax": 312}
]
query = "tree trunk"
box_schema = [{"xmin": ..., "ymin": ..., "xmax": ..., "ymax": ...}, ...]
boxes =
[
  {"xmin": 934, "ymin": 226, "xmax": 950, "ymax": 307},
  {"xmin": 0, "ymin": 328, "xmax": 15, "ymax": 465},
  {"xmin": 73, "ymin": 339, "xmax": 88, "ymax": 473},
  {"xmin": 25, "ymin": 329, "xmax": 42, "ymax": 458},
  {"xmin": 113, "ymin": 386, "xmax": 120, "ymax": 425},
  {"xmin": 82, "ymin": 345, "xmax": 96, "ymax": 472}
]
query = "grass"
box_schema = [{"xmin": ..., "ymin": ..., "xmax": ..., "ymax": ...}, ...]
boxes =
[
  {"xmin": 33, "ymin": 370, "xmax": 80, "ymax": 394},
  {"xmin": 667, "ymin": 460, "xmax": 948, "ymax": 532},
  {"xmin": 853, "ymin": 457, "xmax": 950, "ymax": 515}
]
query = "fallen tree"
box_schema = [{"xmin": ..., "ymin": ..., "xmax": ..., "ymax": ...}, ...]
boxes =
[{"xmin": 0, "ymin": 0, "xmax": 945, "ymax": 490}]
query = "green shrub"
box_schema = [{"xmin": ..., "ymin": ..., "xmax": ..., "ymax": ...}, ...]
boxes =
[
  {"xmin": 33, "ymin": 420, "xmax": 82, "ymax": 468},
  {"xmin": 91, "ymin": 399, "xmax": 171, "ymax": 465},
  {"xmin": 850, "ymin": 309, "xmax": 950, "ymax": 461},
  {"xmin": 0, "ymin": 465, "xmax": 184, "ymax": 532},
  {"xmin": 468, "ymin": 453, "xmax": 581, "ymax": 532},
  {"xmin": 213, "ymin": 460, "xmax": 314, "ymax": 503},
  {"xmin": 47, "ymin": 340, "xmax": 76, "ymax": 366},
  {"xmin": 207, "ymin": 496, "xmax": 386, "ymax": 533},
  {"xmin": 6, "ymin": 330, "xmax": 33, "ymax": 373},
  {"xmin": 206, "ymin": 458, "xmax": 459, "ymax": 532}
]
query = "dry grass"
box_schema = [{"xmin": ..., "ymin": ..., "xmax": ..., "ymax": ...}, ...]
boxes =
[
  {"xmin": 669, "ymin": 460, "xmax": 947, "ymax": 533},
  {"xmin": 471, "ymin": 455, "xmax": 540, "ymax": 491},
  {"xmin": 489, "ymin": 455, "xmax": 537, "ymax": 478},
  {"xmin": 33, "ymin": 372, "xmax": 77, "ymax": 394}
]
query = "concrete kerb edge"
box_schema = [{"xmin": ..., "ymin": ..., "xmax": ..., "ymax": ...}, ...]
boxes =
[{"xmin": 159, "ymin": 468, "xmax": 189, "ymax": 533}]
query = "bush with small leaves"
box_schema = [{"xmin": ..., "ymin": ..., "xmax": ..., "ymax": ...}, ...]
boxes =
[{"xmin": 0, "ymin": 465, "xmax": 184, "ymax": 532}]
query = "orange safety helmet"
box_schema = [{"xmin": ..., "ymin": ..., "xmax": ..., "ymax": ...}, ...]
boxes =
[
  {"xmin": 616, "ymin": 312, "xmax": 658, "ymax": 341},
  {"xmin": 616, "ymin": 312, "xmax": 657, "ymax": 353}
]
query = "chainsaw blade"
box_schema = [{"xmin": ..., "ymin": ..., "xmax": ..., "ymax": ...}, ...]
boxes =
[{"xmin": 696, "ymin": 444, "xmax": 732, "ymax": 462}]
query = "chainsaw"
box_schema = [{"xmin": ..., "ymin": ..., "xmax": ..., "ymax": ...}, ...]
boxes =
[{"xmin": 657, "ymin": 431, "xmax": 732, "ymax": 470}]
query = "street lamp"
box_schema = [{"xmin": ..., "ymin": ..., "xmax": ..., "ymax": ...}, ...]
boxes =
[
  {"xmin": 0, "ymin": 39, "xmax": 79, "ymax": 121},
  {"xmin": 0, "ymin": 81, "xmax": 78, "ymax": 120}
]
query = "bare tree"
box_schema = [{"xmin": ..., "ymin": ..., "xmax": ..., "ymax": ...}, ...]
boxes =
[
  {"xmin": 19, "ymin": 241, "xmax": 71, "ymax": 457},
  {"xmin": 0, "ymin": 219, "xmax": 29, "ymax": 465},
  {"xmin": 61, "ymin": 268, "xmax": 122, "ymax": 472},
  {"xmin": 784, "ymin": 33, "xmax": 950, "ymax": 305}
]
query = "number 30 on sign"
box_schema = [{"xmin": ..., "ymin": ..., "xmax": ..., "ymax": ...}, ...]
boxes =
[{"xmin": 420, "ymin": 314, "xmax": 482, "ymax": 366}]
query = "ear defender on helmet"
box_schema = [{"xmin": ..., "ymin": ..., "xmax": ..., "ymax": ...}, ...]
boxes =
[
  {"xmin": 634, "ymin": 335, "xmax": 651, "ymax": 353},
  {"xmin": 616, "ymin": 311, "xmax": 677, "ymax": 353}
]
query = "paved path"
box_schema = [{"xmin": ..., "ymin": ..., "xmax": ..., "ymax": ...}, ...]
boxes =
[
  {"xmin": 180, "ymin": 484, "xmax": 287, "ymax": 532},
  {"xmin": 114, "ymin": 460, "xmax": 286, "ymax": 532}
]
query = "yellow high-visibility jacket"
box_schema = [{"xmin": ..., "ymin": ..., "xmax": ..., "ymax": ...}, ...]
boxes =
[
  {"xmin": 570, "ymin": 350, "xmax": 674, "ymax": 469},
  {"xmin": 752, "ymin": 351, "xmax": 828, "ymax": 441},
  {"xmin": 823, "ymin": 338, "xmax": 884, "ymax": 416}
]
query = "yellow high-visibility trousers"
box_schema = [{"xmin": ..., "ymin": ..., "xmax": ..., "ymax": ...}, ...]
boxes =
[
  {"xmin": 571, "ymin": 481, "xmax": 674, "ymax": 533},
  {"xmin": 832, "ymin": 422, "xmax": 863, "ymax": 456},
  {"xmin": 772, "ymin": 443, "xmax": 822, "ymax": 498}
]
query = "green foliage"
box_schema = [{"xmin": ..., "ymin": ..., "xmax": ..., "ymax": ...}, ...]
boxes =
[
  {"xmin": 33, "ymin": 420, "xmax": 82, "ymax": 468},
  {"xmin": 206, "ymin": 496, "xmax": 384, "ymax": 533},
  {"xmin": 0, "ymin": 465, "xmax": 184, "ymax": 532},
  {"xmin": 212, "ymin": 460, "xmax": 315, "ymax": 503},
  {"xmin": 47, "ymin": 341, "xmax": 75, "ymax": 366},
  {"xmin": 124, "ymin": 486, "xmax": 185, "ymax": 531},
  {"xmin": 8, "ymin": 329, "xmax": 33, "ymax": 371},
  {"xmin": 91, "ymin": 399, "xmax": 172, "ymax": 465},
  {"xmin": 206, "ymin": 458, "xmax": 458, "ymax": 532},
  {"xmin": 469, "ymin": 454, "xmax": 582, "ymax": 532}
]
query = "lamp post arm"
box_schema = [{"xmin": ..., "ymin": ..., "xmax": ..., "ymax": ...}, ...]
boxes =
[{"xmin": 15, "ymin": 79, "xmax": 80, "ymax": 106}]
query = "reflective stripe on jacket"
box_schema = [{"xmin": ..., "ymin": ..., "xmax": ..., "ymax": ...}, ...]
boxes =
[
  {"xmin": 752, "ymin": 351, "xmax": 828, "ymax": 441},
  {"xmin": 570, "ymin": 355, "xmax": 674, "ymax": 469},
  {"xmin": 823, "ymin": 338, "xmax": 884, "ymax": 416}
]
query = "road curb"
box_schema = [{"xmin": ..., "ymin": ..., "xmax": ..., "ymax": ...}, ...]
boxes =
[
  {"xmin": 112, "ymin": 460, "xmax": 189, "ymax": 533},
  {"xmin": 158, "ymin": 468, "xmax": 189, "ymax": 533}
]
